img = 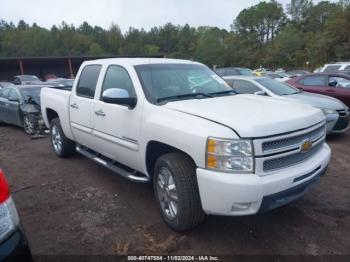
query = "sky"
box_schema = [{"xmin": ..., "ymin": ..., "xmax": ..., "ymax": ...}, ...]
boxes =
[{"xmin": 0, "ymin": 0, "xmax": 335, "ymax": 33}]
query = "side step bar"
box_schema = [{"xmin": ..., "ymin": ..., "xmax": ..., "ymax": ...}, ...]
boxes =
[{"xmin": 76, "ymin": 145, "xmax": 150, "ymax": 183}]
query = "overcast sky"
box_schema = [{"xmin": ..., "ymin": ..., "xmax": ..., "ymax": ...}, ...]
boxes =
[{"xmin": 0, "ymin": 0, "xmax": 335, "ymax": 32}]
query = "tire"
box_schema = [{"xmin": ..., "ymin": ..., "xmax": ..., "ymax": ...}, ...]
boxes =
[
  {"xmin": 23, "ymin": 114, "xmax": 36, "ymax": 135},
  {"xmin": 50, "ymin": 118, "xmax": 75, "ymax": 158},
  {"xmin": 153, "ymin": 152, "xmax": 205, "ymax": 231}
]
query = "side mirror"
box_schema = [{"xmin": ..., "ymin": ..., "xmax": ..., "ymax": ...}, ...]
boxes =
[
  {"xmin": 329, "ymin": 81, "xmax": 337, "ymax": 87},
  {"xmin": 254, "ymin": 91, "xmax": 267, "ymax": 96},
  {"xmin": 102, "ymin": 88, "xmax": 137, "ymax": 109}
]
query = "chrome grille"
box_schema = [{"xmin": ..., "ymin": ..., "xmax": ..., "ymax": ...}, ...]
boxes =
[
  {"xmin": 263, "ymin": 140, "xmax": 324, "ymax": 172},
  {"xmin": 262, "ymin": 125, "xmax": 325, "ymax": 153}
]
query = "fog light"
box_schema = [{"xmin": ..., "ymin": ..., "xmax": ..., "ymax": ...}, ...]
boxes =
[{"xmin": 231, "ymin": 203, "xmax": 251, "ymax": 211}]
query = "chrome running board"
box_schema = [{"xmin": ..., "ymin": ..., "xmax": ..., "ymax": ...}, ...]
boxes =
[{"xmin": 76, "ymin": 145, "xmax": 150, "ymax": 183}]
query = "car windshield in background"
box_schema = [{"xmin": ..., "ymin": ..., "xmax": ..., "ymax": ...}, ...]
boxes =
[
  {"xmin": 19, "ymin": 75, "xmax": 40, "ymax": 81},
  {"xmin": 135, "ymin": 64, "xmax": 234, "ymax": 103},
  {"xmin": 238, "ymin": 69, "xmax": 254, "ymax": 76},
  {"xmin": 256, "ymin": 78, "xmax": 300, "ymax": 96},
  {"xmin": 0, "ymin": 82, "xmax": 14, "ymax": 88},
  {"xmin": 20, "ymin": 87, "xmax": 41, "ymax": 105}
]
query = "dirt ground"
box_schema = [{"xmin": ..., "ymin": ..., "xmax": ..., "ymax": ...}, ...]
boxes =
[{"xmin": 0, "ymin": 125, "xmax": 349, "ymax": 256}]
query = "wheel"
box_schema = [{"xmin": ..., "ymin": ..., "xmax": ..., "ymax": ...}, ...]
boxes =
[
  {"xmin": 50, "ymin": 118, "xmax": 75, "ymax": 158},
  {"xmin": 153, "ymin": 152, "xmax": 205, "ymax": 231},
  {"xmin": 23, "ymin": 114, "xmax": 36, "ymax": 135}
]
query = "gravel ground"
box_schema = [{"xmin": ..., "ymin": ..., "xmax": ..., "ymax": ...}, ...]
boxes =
[{"xmin": 0, "ymin": 125, "xmax": 349, "ymax": 257}]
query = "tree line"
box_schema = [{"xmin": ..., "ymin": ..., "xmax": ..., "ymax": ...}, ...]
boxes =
[{"xmin": 0, "ymin": 0, "xmax": 349, "ymax": 70}]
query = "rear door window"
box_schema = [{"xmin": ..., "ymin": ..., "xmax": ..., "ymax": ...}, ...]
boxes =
[{"xmin": 76, "ymin": 65, "xmax": 102, "ymax": 99}]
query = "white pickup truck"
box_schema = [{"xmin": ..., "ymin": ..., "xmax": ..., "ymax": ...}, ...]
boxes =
[{"xmin": 41, "ymin": 58, "xmax": 331, "ymax": 231}]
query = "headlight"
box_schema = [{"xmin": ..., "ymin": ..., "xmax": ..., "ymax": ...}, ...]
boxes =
[
  {"xmin": 321, "ymin": 109, "xmax": 337, "ymax": 115},
  {"xmin": 206, "ymin": 137, "xmax": 254, "ymax": 173}
]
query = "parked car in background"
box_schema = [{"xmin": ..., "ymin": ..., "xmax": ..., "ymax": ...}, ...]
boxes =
[
  {"xmin": 0, "ymin": 169, "xmax": 32, "ymax": 259},
  {"xmin": 275, "ymin": 68, "xmax": 285, "ymax": 73},
  {"xmin": 46, "ymin": 78, "xmax": 74, "ymax": 90},
  {"xmin": 253, "ymin": 67, "xmax": 269, "ymax": 76},
  {"xmin": 265, "ymin": 72, "xmax": 291, "ymax": 82},
  {"xmin": 43, "ymin": 74, "xmax": 58, "ymax": 81},
  {"xmin": 321, "ymin": 63, "xmax": 350, "ymax": 73},
  {"xmin": 0, "ymin": 82, "xmax": 14, "ymax": 89},
  {"xmin": 13, "ymin": 75, "xmax": 44, "ymax": 85},
  {"xmin": 215, "ymin": 67, "xmax": 254, "ymax": 77},
  {"xmin": 0, "ymin": 85, "xmax": 46, "ymax": 134},
  {"xmin": 41, "ymin": 58, "xmax": 330, "ymax": 231},
  {"xmin": 286, "ymin": 70, "xmax": 310, "ymax": 77},
  {"xmin": 287, "ymin": 73, "xmax": 350, "ymax": 108},
  {"xmin": 224, "ymin": 76, "xmax": 349, "ymax": 134}
]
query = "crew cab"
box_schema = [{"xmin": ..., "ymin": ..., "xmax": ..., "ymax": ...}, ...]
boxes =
[{"xmin": 41, "ymin": 58, "xmax": 331, "ymax": 231}]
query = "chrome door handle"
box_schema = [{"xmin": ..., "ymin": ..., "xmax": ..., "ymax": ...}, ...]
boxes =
[
  {"xmin": 95, "ymin": 110, "xmax": 105, "ymax": 117},
  {"xmin": 70, "ymin": 103, "xmax": 79, "ymax": 109},
  {"xmin": 5, "ymin": 103, "xmax": 9, "ymax": 107}
]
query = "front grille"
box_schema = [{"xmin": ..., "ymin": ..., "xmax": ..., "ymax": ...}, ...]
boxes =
[
  {"xmin": 263, "ymin": 141, "xmax": 324, "ymax": 172},
  {"xmin": 262, "ymin": 125, "xmax": 325, "ymax": 153},
  {"xmin": 334, "ymin": 117, "xmax": 349, "ymax": 131}
]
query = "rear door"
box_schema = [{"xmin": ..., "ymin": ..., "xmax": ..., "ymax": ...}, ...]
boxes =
[{"xmin": 69, "ymin": 64, "xmax": 102, "ymax": 150}]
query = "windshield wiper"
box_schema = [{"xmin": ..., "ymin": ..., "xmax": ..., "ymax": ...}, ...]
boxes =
[
  {"xmin": 209, "ymin": 90, "xmax": 238, "ymax": 96},
  {"xmin": 157, "ymin": 93, "xmax": 213, "ymax": 103}
]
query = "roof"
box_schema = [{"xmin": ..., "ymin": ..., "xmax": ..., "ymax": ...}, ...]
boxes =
[{"xmin": 83, "ymin": 57, "xmax": 199, "ymax": 66}]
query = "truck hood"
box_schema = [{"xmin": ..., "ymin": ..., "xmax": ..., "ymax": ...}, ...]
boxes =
[
  {"xmin": 283, "ymin": 92, "xmax": 346, "ymax": 110},
  {"xmin": 164, "ymin": 94, "xmax": 325, "ymax": 138}
]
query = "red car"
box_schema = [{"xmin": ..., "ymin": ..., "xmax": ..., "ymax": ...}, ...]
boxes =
[{"xmin": 287, "ymin": 73, "xmax": 350, "ymax": 107}]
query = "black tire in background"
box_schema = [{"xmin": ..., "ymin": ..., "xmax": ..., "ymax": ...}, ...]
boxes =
[
  {"xmin": 50, "ymin": 118, "xmax": 75, "ymax": 158},
  {"xmin": 153, "ymin": 152, "xmax": 205, "ymax": 231}
]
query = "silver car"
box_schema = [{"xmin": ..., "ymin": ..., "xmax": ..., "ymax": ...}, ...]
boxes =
[{"xmin": 224, "ymin": 76, "xmax": 349, "ymax": 134}]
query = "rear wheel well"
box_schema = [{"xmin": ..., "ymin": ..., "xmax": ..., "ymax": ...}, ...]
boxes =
[
  {"xmin": 146, "ymin": 141, "xmax": 196, "ymax": 176},
  {"xmin": 46, "ymin": 109, "xmax": 59, "ymax": 125}
]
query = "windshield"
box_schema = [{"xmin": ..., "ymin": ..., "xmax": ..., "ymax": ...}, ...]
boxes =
[
  {"xmin": 239, "ymin": 68, "xmax": 254, "ymax": 76},
  {"xmin": 134, "ymin": 63, "xmax": 234, "ymax": 103},
  {"xmin": 256, "ymin": 78, "xmax": 300, "ymax": 95},
  {"xmin": 20, "ymin": 87, "xmax": 41, "ymax": 105},
  {"xmin": 20, "ymin": 75, "xmax": 40, "ymax": 81},
  {"xmin": 0, "ymin": 82, "xmax": 14, "ymax": 88}
]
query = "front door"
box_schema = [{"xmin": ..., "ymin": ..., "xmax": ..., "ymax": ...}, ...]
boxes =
[
  {"xmin": 70, "ymin": 64, "xmax": 102, "ymax": 150},
  {"xmin": 6, "ymin": 89, "xmax": 22, "ymax": 126},
  {"xmin": 92, "ymin": 65, "xmax": 143, "ymax": 170}
]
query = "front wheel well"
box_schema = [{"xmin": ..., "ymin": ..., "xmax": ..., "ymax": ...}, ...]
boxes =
[
  {"xmin": 46, "ymin": 108, "xmax": 59, "ymax": 125},
  {"xmin": 145, "ymin": 141, "xmax": 196, "ymax": 176}
]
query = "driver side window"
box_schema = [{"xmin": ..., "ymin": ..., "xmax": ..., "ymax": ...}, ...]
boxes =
[
  {"xmin": 8, "ymin": 89, "xmax": 20, "ymax": 101},
  {"xmin": 0, "ymin": 88, "xmax": 10, "ymax": 99},
  {"xmin": 101, "ymin": 65, "xmax": 136, "ymax": 99}
]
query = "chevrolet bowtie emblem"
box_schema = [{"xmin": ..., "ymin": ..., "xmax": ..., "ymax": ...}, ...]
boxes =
[{"xmin": 300, "ymin": 140, "xmax": 313, "ymax": 153}]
